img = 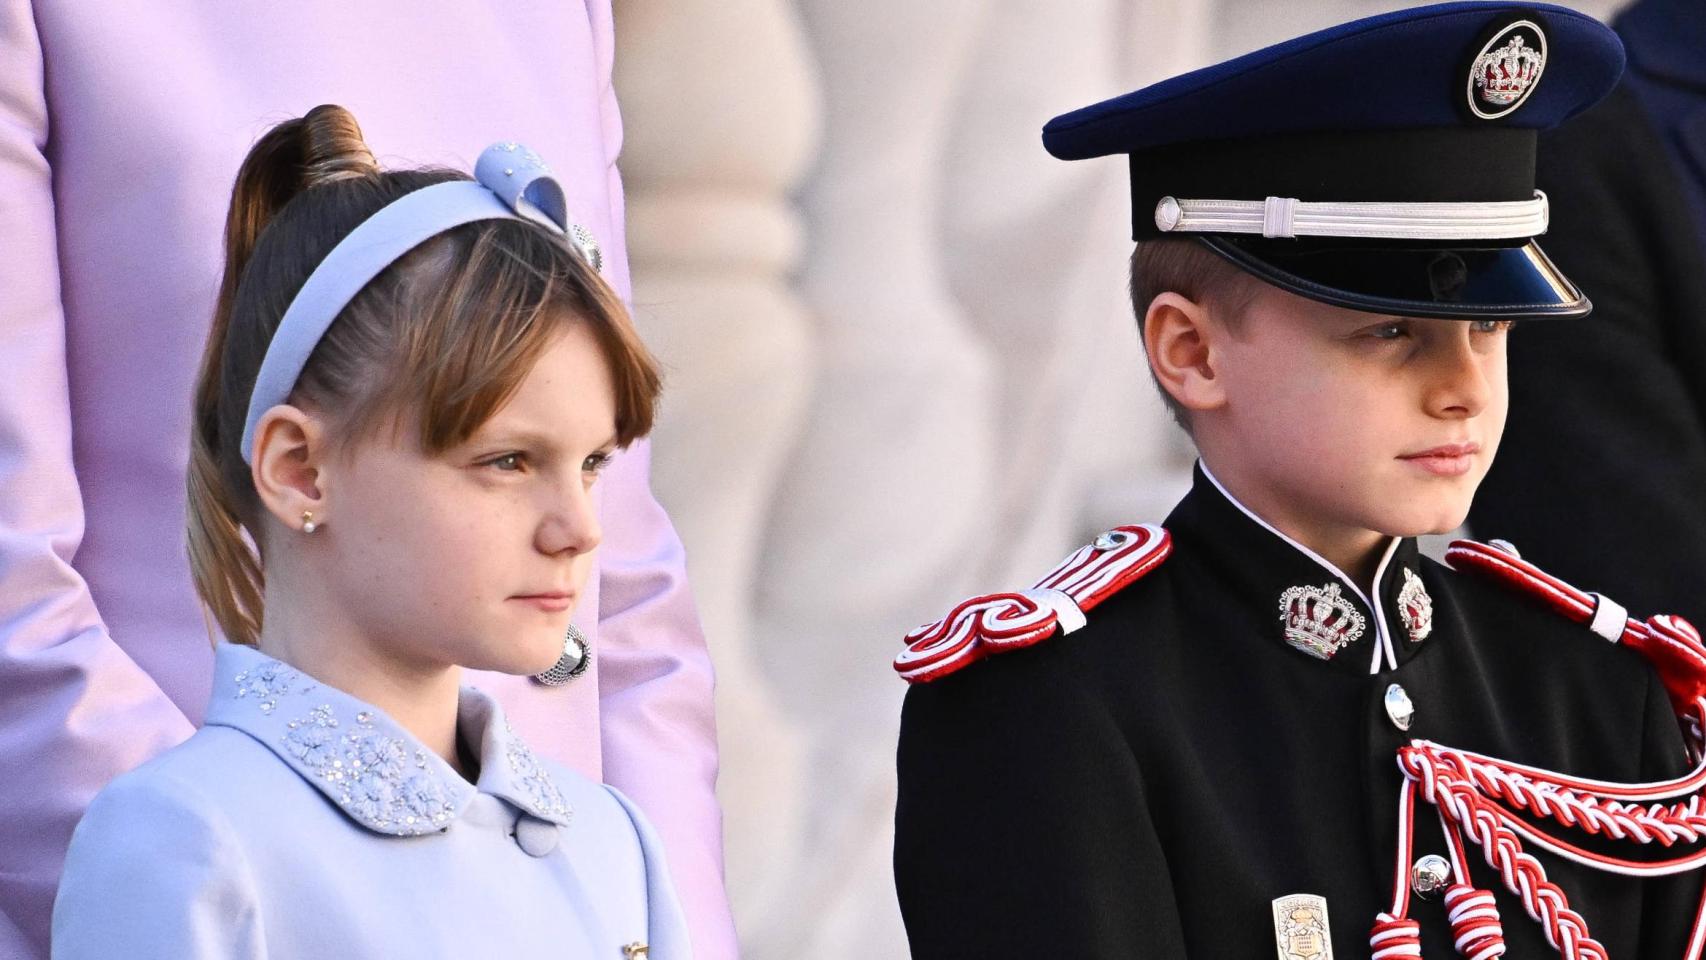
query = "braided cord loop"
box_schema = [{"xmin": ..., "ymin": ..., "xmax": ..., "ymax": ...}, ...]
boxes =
[
  {"xmin": 1444, "ymin": 884, "xmax": 1506, "ymax": 960},
  {"xmin": 1371, "ymin": 914, "xmax": 1424, "ymax": 959}
]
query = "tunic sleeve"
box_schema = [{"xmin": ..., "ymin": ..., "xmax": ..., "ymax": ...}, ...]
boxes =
[
  {"xmin": 894, "ymin": 647, "xmax": 1187, "ymax": 957},
  {"xmin": 51, "ymin": 773, "xmax": 264, "ymax": 960},
  {"xmin": 1634, "ymin": 668, "xmax": 1706, "ymax": 960}
]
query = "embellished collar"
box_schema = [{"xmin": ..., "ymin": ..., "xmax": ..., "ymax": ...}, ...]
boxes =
[
  {"xmin": 1166, "ymin": 463, "xmax": 1434, "ymax": 676},
  {"xmin": 204, "ymin": 644, "xmax": 572, "ymax": 836}
]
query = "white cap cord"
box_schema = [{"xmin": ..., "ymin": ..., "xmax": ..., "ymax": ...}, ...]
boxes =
[{"xmin": 1153, "ymin": 190, "xmax": 1548, "ymax": 241}]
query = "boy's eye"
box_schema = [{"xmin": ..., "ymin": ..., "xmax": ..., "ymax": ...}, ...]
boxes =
[
  {"xmin": 1367, "ymin": 322, "xmax": 1408, "ymax": 340},
  {"xmin": 1470, "ymin": 318, "xmax": 1514, "ymax": 334},
  {"xmin": 582, "ymin": 452, "xmax": 613, "ymax": 475},
  {"xmin": 486, "ymin": 453, "xmax": 527, "ymax": 472}
]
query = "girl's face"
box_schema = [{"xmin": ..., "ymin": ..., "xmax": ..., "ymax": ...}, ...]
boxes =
[{"xmin": 317, "ymin": 322, "xmax": 617, "ymax": 677}]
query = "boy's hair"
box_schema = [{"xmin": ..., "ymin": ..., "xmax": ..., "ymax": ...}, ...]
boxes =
[
  {"xmin": 1128, "ymin": 238, "xmax": 1261, "ymax": 432},
  {"xmin": 187, "ymin": 104, "xmax": 661, "ymax": 647}
]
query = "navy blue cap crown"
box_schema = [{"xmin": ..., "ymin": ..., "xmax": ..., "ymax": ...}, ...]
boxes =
[
  {"xmin": 1043, "ymin": 2, "xmax": 1623, "ymax": 162},
  {"xmin": 1042, "ymin": 2, "xmax": 1626, "ymax": 320}
]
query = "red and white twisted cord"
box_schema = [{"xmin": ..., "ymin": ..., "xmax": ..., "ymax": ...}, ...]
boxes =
[
  {"xmin": 1396, "ymin": 737, "xmax": 1706, "ymax": 959},
  {"xmin": 1414, "ymin": 759, "xmax": 1607, "ymax": 959},
  {"xmin": 1403, "ymin": 728, "xmax": 1706, "ymax": 876},
  {"xmin": 1371, "ymin": 779, "xmax": 1426, "ymax": 958},
  {"xmin": 1373, "ymin": 783, "xmax": 1512, "ymax": 959},
  {"xmin": 1440, "ymin": 807, "xmax": 1510, "ymax": 960}
]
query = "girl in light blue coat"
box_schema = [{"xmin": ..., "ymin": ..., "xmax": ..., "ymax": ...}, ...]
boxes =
[{"xmin": 50, "ymin": 105, "xmax": 689, "ymax": 959}]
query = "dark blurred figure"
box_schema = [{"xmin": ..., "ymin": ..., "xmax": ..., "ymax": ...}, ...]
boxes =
[{"xmin": 1470, "ymin": 0, "xmax": 1706, "ymax": 622}]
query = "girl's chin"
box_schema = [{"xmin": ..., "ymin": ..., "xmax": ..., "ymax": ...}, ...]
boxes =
[{"xmin": 455, "ymin": 645, "xmax": 564, "ymax": 678}]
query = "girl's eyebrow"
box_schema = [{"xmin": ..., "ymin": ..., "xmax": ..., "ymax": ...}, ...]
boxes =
[{"xmin": 475, "ymin": 427, "xmax": 621, "ymax": 453}]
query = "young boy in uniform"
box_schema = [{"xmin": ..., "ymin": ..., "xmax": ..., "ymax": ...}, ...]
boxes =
[{"xmin": 892, "ymin": 3, "xmax": 1706, "ymax": 957}]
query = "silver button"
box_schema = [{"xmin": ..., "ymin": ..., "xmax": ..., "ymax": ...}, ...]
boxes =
[
  {"xmin": 1410, "ymin": 854, "xmax": 1451, "ymax": 899},
  {"xmin": 1154, "ymin": 196, "xmax": 1183, "ymax": 232},
  {"xmin": 1093, "ymin": 531, "xmax": 1129, "ymax": 552},
  {"xmin": 1384, "ymin": 683, "xmax": 1414, "ymax": 731},
  {"xmin": 513, "ymin": 814, "xmax": 560, "ymax": 857}
]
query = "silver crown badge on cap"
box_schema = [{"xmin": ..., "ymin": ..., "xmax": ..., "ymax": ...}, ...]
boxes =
[{"xmin": 1467, "ymin": 20, "xmax": 1547, "ymax": 120}]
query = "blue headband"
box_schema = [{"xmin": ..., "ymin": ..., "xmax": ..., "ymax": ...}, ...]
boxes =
[{"xmin": 239, "ymin": 141, "xmax": 602, "ymax": 464}]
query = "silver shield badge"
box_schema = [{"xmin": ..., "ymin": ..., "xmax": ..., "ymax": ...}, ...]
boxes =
[
  {"xmin": 1467, "ymin": 20, "xmax": 1547, "ymax": 120},
  {"xmin": 1272, "ymin": 894, "xmax": 1334, "ymax": 960}
]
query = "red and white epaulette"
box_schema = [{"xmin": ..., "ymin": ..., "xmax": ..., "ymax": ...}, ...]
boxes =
[
  {"xmin": 892, "ymin": 524, "xmax": 1171, "ymax": 684},
  {"xmin": 1446, "ymin": 537, "xmax": 1706, "ymax": 717}
]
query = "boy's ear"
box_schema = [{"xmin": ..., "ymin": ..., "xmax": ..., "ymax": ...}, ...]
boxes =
[
  {"xmin": 250, "ymin": 404, "xmax": 330, "ymax": 535},
  {"xmin": 1144, "ymin": 292, "xmax": 1230, "ymax": 415}
]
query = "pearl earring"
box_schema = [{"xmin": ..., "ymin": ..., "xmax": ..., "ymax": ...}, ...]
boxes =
[{"xmin": 301, "ymin": 511, "xmax": 319, "ymax": 534}]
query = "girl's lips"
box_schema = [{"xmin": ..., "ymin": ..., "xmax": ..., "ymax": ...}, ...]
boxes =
[{"xmin": 510, "ymin": 593, "xmax": 575, "ymax": 613}]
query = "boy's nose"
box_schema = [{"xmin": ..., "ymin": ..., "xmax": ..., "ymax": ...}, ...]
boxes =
[{"xmin": 1426, "ymin": 334, "xmax": 1491, "ymax": 419}]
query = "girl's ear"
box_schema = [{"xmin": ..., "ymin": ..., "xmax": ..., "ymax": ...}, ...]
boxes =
[
  {"xmin": 250, "ymin": 404, "xmax": 330, "ymax": 534},
  {"xmin": 1144, "ymin": 291, "xmax": 1231, "ymax": 415}
]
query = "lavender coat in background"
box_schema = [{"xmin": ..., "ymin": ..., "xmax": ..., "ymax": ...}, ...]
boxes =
[{"xmin": 0, "ymin": 2, "xmax": 735, "ymax": 956}]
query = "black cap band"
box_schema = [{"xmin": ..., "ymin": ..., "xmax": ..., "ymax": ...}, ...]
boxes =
[{"xmin": 1129, "ymin": 127, "xmax": 1538, "ymax": 240}]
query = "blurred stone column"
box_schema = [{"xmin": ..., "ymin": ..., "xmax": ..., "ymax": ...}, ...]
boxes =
[
  {"xmin": 613, "ymin": 0, "xmax": 822, "ymax": 950},
  {"xmin": 941, "ymin": 0, "xmax": 1214, "ymax": 586},
  {"xmin": 742, "ymin": 0, "xmax": 995, "ymax": 955}
]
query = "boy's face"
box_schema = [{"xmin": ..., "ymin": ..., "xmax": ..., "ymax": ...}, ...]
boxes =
[{"xmin": 1203, "ymin": 284, "xmax": 1510, "ymax": 541}]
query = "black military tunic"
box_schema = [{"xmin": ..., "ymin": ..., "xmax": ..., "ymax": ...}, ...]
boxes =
[{"xmin": 895, "ymin": 469, "xmax": 1702, "ymax": 957}]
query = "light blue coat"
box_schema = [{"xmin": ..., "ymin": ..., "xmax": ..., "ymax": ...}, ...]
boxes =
[{"xmin": 51, "ymin": 644, "xmax": 690, "ymax": 959}]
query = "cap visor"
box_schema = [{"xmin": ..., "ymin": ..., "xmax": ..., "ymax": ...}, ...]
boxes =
[{"xmin": 1199, "ymin": 236, "xmax": 1590, "ymax": 319}]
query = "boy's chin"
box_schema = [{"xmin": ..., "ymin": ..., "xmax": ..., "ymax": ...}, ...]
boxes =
[{"xmin": 1373, "ymin": 502, "xmax": 1473, "ymax": 540}]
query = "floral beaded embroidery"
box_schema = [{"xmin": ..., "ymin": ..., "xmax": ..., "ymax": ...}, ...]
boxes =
[
  {"xmin": 282, "ymin": 704, "xmax": 456, "ymax": 835},
  {"xmin": 216, "ymin": 648, "xmax": 582, "ymax": 835},
  {"xmin": 503, "ymin": 720, "xmax": 571, "ymax": 823},
  {"xmin": 232, "ymin": 662, "xmax": 315, "ymax": 715}
]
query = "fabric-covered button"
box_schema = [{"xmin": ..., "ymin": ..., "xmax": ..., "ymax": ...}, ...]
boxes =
[
  {"xmin": 513, "ymin": 813, "xmax": 560, "ymax": 857},
  {"xmin": 1384, "ymin": 683, "xmax": 1414, "ymax": 731}
]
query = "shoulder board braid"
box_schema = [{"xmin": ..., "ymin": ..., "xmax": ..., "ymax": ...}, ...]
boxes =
[
  {"xmin": 893, "ymin": 524, "xmax": 1171, "ymax": 684},
  {"xmin": 1446, "ymin": 538, "xmax": 1640, "ymax": 642},
  {"xmin": 1446, "ymin": 538, "xmax": 1706, "ymax": 724}
]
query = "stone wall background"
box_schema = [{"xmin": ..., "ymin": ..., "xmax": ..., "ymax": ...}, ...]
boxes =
[{"xmin": 612, "ymin": 0, "xmax": 1630, "ymax": 955}]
